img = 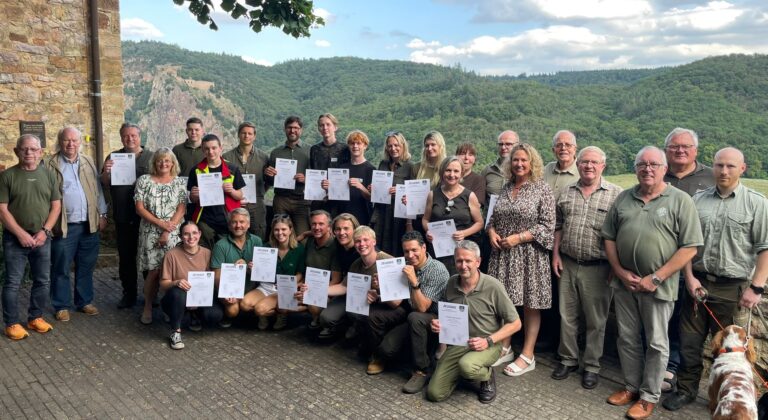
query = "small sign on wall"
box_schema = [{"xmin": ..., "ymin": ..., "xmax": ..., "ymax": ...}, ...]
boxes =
[{"xmin": 19, "ymin": 121, "xmax": 46, "ymax": 148}]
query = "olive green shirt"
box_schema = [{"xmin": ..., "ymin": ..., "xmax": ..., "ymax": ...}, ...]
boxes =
[
  {"xmin": 664, "ymin": 161, "xmax": 714, "ymax": 196},
  {"xmin": 543, "ymin": 161, "xmax": 579, "ymax": 199},
  {"xmin": 347, "ymin": 251, "xmax": 393, "ymax": 285},
  {"xmin": 172, "ymin": 139, "xmax": 203, "ymax": 178},
  {"xmin": 442, "ymin": 273, "xmax": 519, "ymax": 338},
  {"xmin": 222, "ymin": 146, "xmax": 269, "ymax": 201},
  {"xmin": 692, "ymin": 183, "xmax": 768, "ymax": 280},
  {"xmin": 305, "ymin": 235, "xmax": 341, "ymax": 273},
  {"xmin": 267, "ymin": 142, "xmax": 310, "ymax": 199},
  {"xmin": 0, "ymin": 164, "xmax": 61, "ymax": 232},
  {"xmin": 601, "ymin": 183, "xmax": 703, "ymax": 301},
  {"xmin": 481, "ymin": 157, "xmax": 505, "ymax": 207}
]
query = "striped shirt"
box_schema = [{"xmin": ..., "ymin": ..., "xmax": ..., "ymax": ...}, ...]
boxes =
[
  {"xmin": 412, "ymin": 256, "xmax": 450, "ymax": 313},
  {"xmin": 555, "ymin": 178, "xmax": 622, "ymax": 262}
]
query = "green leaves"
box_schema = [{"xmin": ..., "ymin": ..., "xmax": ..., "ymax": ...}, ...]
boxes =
[{"xmin": 173, "ymin": 0, "xmax": 324, "ymax": 38}]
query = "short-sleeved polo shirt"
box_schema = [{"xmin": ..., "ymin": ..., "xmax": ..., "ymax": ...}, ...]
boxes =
[
  {"xmin": 305, "ymin": 236, "xmax": 341, "ymax": 273},
  {"xmin": 443, "ymin": 273, "xmax": 519, "ymax": 338}
]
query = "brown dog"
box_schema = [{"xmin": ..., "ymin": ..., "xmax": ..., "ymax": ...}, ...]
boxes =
[{"xmin": 708, "ymin": 325, "xmax": 758, "ymax": 420}]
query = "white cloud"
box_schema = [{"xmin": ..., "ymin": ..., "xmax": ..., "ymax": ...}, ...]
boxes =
[
  {"xmin": 121, "ymin": 18, "xmax": 164, "ymax": 39},
  {"xmin": 406, "ymin": 38, "xmax": 441, "ymax": 49},
  {"xmin": 241, "ymin": 56, "xmax": 273, "ymax": 66},
  {"xmin": 315, "ymin": 40, "xmax": 331, "ymax": 48},
  {"xmin": 661, "ymin": 1, "xmax": 744, "ymax": 31}
]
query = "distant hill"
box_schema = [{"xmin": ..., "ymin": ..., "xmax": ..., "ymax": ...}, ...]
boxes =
[{"xmin": 122, "ymin": 41, "xmax": 768, "ymax": 177}]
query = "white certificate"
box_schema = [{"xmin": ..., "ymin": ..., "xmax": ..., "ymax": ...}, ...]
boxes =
[
  {"xmin": 371, "ymin": 170, "xmax": 394, "ymax": 204},
  {"xmin": 110, "ymin": 153, "xmax": 136, "ymax": 186},
  {"xmin": 346, "ymin": 273, "xmax": 371, "ymax": 316},
  {"xmin": 274, "ymin": 158, "xmax": 297, "ymax": 190},
  {"xmin": 186, "ymin": 271, "xmax": 215, "ymax": 307},
  {"xmin": 251, "ymin": 246, "xmax": 278, "ymax": 283},
  {"xmin": 394, "ymin": 184, "xmax": 416, "ymax": 220},
  {"xmin": 304, "ymin": 169, "xmax": 327, "ymax": 200},
  {"xmin": 242, "ymin": 174, "xmax": 258, "ymax": 204},
  {"xmin": 328, "ymin": 168, "xmax": 350, "ymax": 201},
  {"xmin": 303, "ymin": 267, "xmax": 330, "ymax": 308},
  {"xmin": 277, "ymin": 275, "xmax": 299, "ymax": 311},
  {"xmin": 197, "ymin": 172, "xmax": 225, "ymax": 207},
  {"xmin": 405, "ymin": 179, "xmax": 430, "ymax": 215},
  {"xmin": 485, "ymin": 194, "xmax": 499, "ymax": 227},
  {"xmin": 376, "ymin": 257, "xmax": 410, "ymax": 302},
  {"xmin": 217, "ymin": 263, "xmax": 246, "ymax": 299},
  {"xmin": 428, "ymin": 219, "xmax": 457, "ymax": 258},
  {"xmin": 438, "ymin": 301, "xmax": 469, "ymax": 346}
]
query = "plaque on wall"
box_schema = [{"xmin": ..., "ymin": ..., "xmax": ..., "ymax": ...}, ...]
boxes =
[{"xmin": 19, "ymin": 121, "xmax": 46, "ymax": 148}]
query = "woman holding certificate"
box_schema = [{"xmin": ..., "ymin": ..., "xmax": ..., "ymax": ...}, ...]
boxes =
[
  {"xmin": 135, "ymin": 148, "xmax": 188, "ymax": 325},
  {"xmin": 159, "ymin": 222, "xmax": 220, "ymax": 350},
  {"xmin": 240, "ymin": 214, "xmax": 306, "ymax": 330},
  {"xmin": 371, "ymin": 132, "xmax": 413, "ymax": 257},
  {"xmin": 486, "ymin": 143, "xmax": 555, "ymax": 377},
  {"xmin": 421, "ymin": 156, "xmax": 483, "ymax": 276}
]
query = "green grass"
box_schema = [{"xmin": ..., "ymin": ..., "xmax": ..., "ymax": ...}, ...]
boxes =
[{"xmin": 605, "ymin": 175, "xmax": 768, "ymax": 196}]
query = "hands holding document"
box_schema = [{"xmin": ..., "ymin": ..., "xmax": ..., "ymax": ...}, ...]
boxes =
[{"xmin": 435, "ymin": 302, "xmax": 470, "ymax": 347}]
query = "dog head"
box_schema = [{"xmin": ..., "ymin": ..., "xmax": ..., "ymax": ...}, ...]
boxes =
[{"xmin": 711, "ymin": 325, "xmax": 756, "ymax": 363}]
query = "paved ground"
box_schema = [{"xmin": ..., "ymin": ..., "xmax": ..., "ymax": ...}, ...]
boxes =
[{"xmin": 0, "ymin": 267, "xmax": 711, "ymax": 419}]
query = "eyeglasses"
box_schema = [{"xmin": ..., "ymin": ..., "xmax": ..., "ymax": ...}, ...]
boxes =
[
  {"xmin": 497, "ymin": 142, "xmax": 517, "ymax": 148},
  {"xmin": 666, "ymin": 145, "xmax": 696, "ymax": 151},
  {"xmin": 635, "ymin": 162, "xmax": 665, "ymax": 170},
  {"xmin": 554, "ymin": 143, "xmax": 575, "ymax": 150},
  {"xmin": 18, "ymin": 148, "xmax": 41, "ymax": 153},
  {"xmin": 578, "ymin": 160, "xmax": 603, "ymax": 166},
  {"xmin": 272, "ymin": 213, "xmax": 291, "ymax": 221},
  {"xmin": 445, "ymin": 199, "xmax": 454, "ymax": 214}
]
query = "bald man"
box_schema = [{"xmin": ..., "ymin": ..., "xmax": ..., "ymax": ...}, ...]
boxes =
[
  {"xmin": 481, "ymin": 130, "xmax": 518, "ymax": 206},
  {"xmin": 663, "ymin": 147, "xmax": 768, "ymax": 412}
]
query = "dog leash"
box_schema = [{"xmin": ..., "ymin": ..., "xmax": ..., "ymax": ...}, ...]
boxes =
[{"xmin": 696, "ymin": 290, "xmax": 768, "ymax": 390}]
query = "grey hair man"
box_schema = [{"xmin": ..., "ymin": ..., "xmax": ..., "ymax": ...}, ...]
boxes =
[
  {"xmin": 551, "ymin": 146, "xmax": 622, "ymax": 389},
  {"xmin": 601, "ymin": 146, "xmax": 702, "ymax": 419},
  {"xmin": 45, "ymin": 127, "xmax": 108, "ymax": 321},
  {"xmin": 481, "ymin": 130, "xmax": 519, "ymax": 205}
]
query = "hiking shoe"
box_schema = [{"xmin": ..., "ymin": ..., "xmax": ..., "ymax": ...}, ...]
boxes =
[
  {"xmin": 258, "ymin": 316, "xmax": 269, "ymax": 331},
  {"xmin": 117, "ymin": 296, "xmax": 135, "ymax": 309},
  {"xmin": 402, "ymin": 371, "xmax": 429, "ymax": 394},
  {"xmin": 169, "ymin": 331, "xmax": 185, "ymax": 350},
  {"xmin": 318, "ymin": 327, "xmax": 335, "ymax": 339},
  {"xmin": 55, "ymin": 310, "xmax": 70, "ymax": 322},
  {"xmin": 367, "ymin": 358, "xmax": 385, "ymax": 375},
  {"xmin": 189, "ymin": 315, "xmax": 202, "ymax": 332},
  {"xmin": 273, "ymin": 314, "xmax": 288, "ymax": 331},
  {"xmin": 27, "ymin": 318, "xmax": 53, "ymax": 333},
  {"xmin": 219, "ymin": 318, "xmax": 232, "ymax": 329},
  {"xmin": 5, "ymin": 324, "xmax": 29, "ymax": 340},
  {"xmin": 79, "ymin": 304, "xmax": 99, "ymax": 316}
]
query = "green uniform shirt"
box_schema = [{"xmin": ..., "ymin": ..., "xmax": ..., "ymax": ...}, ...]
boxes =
[
  {"xmin": 173, "ymin": 140, "xmax": 203, "ymax": 178},
  {"xmin": 0, "ymin": 164, "xmax": 61, "ymax": 232},
  {"xmin": 443, "ymin": 273, "xmax": 519, "ymax": 338},
  {"xmin": 276, "ymin": 243, "xmax": 307, "ymax": 276},
  {"xmin": 664, "ymin": 161, "xmax": 714, "ymax": 196},
  {"xmin": 211, "ymin": 233, "xmax": 264, "ymax": 281},
  {"xmin": 481, "ymin": 157, "xmax": 505, "ymax": 208},
  {"xmin": 305, "ymin": 236, "xmax": 341, "ymax": 273},
  {"xmin": 543, "ymin": 161, "xmax": 579, "ymax": 199},
  {"xmin": 267, "ymin": 142, "xmax": 310, "ymax": 199},
  {"xmin": 347, "ymin": 251, "xmax": 393, "ymax": 283},
  {"xmin": 601, "ymin": 183, "xmax": 703, "ymax": 301},
  {"xmin": 692, "ymin": 183, "xmax": 768, "ymax": 280},
  {"xmin": 222, "ymin": 146, "xmax": 269, "ymax": 201}
]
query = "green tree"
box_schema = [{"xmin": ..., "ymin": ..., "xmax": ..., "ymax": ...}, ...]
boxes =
[{"xmin": 173, "ymin": 0, "xmax": 324, "ymax": 37}]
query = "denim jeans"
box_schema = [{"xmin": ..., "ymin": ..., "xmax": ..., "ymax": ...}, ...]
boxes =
[
  {"xmin": 2, "ymin": 231, "xmax": 52, "ymax": 326},
  {"xmin": 50, "ymin": 222, "xmax": 100, "ymax": 311}
]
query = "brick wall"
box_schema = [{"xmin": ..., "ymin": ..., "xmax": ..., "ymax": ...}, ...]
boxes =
[{"xmin": 0, "ymin": 0, "xmax": 124, "ymax": 167}]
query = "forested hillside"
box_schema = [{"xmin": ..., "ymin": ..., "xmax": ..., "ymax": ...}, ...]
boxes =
[{"xmin": 122, "ymin": 41, "xmax": 768, "ymax": 177}]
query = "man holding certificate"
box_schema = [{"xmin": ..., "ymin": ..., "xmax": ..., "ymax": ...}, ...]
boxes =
[
  {"xmin": 187, "ymin": 134, "xmax": 245, "ymax": 249},
  {"xmin": 264, "ymin": 116, "xmax": 311, "ymax": 234},
  {"xmin": 427, "ymin": 240, "xmax": 521, "ymax": 404},
  {"xmin": 210, "ymin": 208, "xmax": 264, "ymax": 328},
  {"xmin": 101, "ymin": 123, "xmax": 154, "ymax": 309}
]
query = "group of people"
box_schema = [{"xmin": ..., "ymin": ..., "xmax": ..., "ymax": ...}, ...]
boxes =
[{"xmin": 0, "ymin": 114, "xmax": 765, "ymax": 417}]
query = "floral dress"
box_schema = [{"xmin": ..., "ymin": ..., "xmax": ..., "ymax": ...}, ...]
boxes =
[
  {"xmin": 487, "ymin": 179, "xmax": 555, "ymax": 309},
  {"xmin": 134, "ymin": 175, "xmax": 187, "ymax": 272}
]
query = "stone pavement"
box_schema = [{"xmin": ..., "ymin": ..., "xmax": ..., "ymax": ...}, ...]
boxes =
[{"xmin": 0, "ymin": 267, "xmax": 711, "ymax": 419}]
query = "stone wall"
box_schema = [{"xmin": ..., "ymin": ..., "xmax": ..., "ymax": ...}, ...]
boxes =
[{"xmin": 0, "ymin": 0, "xmax": 124, "ymax": 167}]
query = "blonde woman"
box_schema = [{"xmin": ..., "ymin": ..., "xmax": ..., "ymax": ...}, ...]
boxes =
[
  {"xmin": 370, "ymin": 131, "xmax": 413, "ymax": 256},
  {"xmin": 411, "ymin": 131, "xmax": 447, "ymax": 189}
]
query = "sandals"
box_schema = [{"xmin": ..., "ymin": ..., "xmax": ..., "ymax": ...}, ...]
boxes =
[
  {"xmin": 503, "ymin": 354, "xmax": 536, "ymax": 377},
  {"xmin": 492, "ymin": 346, "xmax": 514, "ymax": 367}
]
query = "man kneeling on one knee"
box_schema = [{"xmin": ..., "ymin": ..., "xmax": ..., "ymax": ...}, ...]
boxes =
[{"xmin": 427, "ymin": 240, "xmax": 521, "ymax": 404}]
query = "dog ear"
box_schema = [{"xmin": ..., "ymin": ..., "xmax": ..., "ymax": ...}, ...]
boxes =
[
  {"xmin": 711, "ymin": 329, "xmax": 725, "ymax": 358},
  {"xmin": 747, "ymin": 337, "xmax": 757, "ymax": 364}
]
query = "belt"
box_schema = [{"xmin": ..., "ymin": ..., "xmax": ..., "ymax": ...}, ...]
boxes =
[
  {"xmin": 692, "ymin": 271, "xmax": 745, "ymax": 284},
  {"xmin": 563, "ymin": 254, "xmax": 608, "ymax": 266}
]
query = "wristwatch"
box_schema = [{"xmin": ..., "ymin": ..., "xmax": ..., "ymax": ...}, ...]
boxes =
[
  {"xmin": 749, "ymin": 284, "xmax": 765, "ymax": 295},
  {"xmin": 485, "ymin": 336, "xmax": 494, "ymax": 347},
  {"xmin": 412, "ymin": 282, "xmax": 421, "ymax": 289},
  {"xmin": 651, "ymin": 273, "xmax": 663, "ymax": 286},
  {"xmin": 42, "ymin": 226, "xmax": 53, "ymax": 239}
]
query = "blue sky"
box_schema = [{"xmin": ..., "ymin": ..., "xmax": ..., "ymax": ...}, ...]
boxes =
[{"xmin": 121, "ymin": 0, "xmax": 768, "ymax": 75}]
